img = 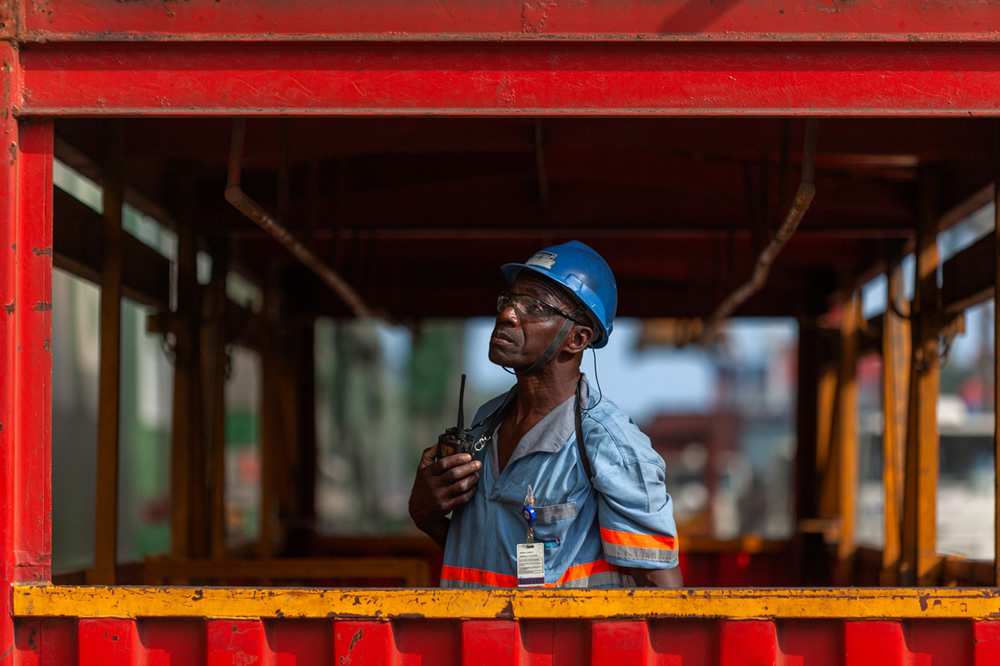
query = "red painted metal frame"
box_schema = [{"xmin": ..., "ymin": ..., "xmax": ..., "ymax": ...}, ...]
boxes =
[
  {"xmin": 16, "ymin": 41, "xmax": 1000, "ymax": 117},
  {"xmin": 14, "ymin": 0, "xmax": 1000, "ymax": 40},
  {"xmin": 0, "ymin": 38, "xmax": 53, "ymax": 661},
  {"xmin": 11, "ymin": 617, "xmax": 1000, "ymax": 665}
]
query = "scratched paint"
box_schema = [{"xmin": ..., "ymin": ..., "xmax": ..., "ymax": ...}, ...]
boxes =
[
  {"xmin": 14, "ymin": 586, "xmax": 1000, "ymax": 620},
  {"xmin": 16, "ymin": 0, "xmax": 1000, "ymax": 39}
]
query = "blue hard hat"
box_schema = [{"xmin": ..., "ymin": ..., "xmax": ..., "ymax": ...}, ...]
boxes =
[{"xmin": 501, "ymin": 240, "xmax": 617, "ymax": 348}]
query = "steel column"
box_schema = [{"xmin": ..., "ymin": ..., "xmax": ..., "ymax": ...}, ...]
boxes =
[
  {"xmin": 206, "ymin": 244, "xmax": 229, "ymax": 561},
  {"xmin": 170, "ymin": 212, "xmax": 202, "ymax": 567},
  {"xmin": 89, "ymin": 121, "xmax": 124, "ymax": 585},
  {"xmin": 1, "ymin": 55, "xmax": 55, "ymax": 656},
  {"xmin": 881, "ymin": 266, "xmax": 910, "ymax": 586},
  {"xmin": 836, "ymin": 295, "xmax": 860, "ymax": 585},
  {"xmin": 994, "ymin": 120, "xmax": 1000, "ymax": 586},
  {"xmin": 901, "ymin": 173, "xmax": 942, "ymax": 586}
]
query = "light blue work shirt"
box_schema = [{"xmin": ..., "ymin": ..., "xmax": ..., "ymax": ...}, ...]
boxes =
[{"xmin": 440, "ymin": 378, "xmax": 679, "ymax": 588}]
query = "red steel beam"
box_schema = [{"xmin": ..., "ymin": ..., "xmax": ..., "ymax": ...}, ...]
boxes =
[
  {"xmin": 1, "ymin": 36, "xmax": 54, "ymax": 657},
  {"xmin": 16, "ymin": 0, "xmax": 1000, "ymax": 40},
  {"xmin": 16, "ymin": 42, "xmax": 1000, "ymax": 117}
]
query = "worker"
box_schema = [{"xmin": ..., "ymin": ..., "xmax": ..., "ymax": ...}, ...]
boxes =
[{"xmin": 408, "ymin": 240, "xmax": 682, "ymax": 588}]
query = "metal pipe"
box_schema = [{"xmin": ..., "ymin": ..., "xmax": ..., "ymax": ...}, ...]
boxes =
[
  {"xmin": 993, "ymin": 118, "xmax": 1000, "ymax": 586},
  {"xmin": 225, "ymin": 119, "xmax": 373, "ymax": 319},
  {"xmin": 699, "ymin": 119, "xmax": 818, "ymax": 345}
]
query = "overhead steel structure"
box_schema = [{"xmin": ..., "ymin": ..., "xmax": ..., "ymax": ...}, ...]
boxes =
[{"xmin": 4, "ymin": 0, "xmax": 1000, "ymax": 663}]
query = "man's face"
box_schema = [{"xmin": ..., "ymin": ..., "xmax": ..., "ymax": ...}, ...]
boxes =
[{"xmin": 488, "ymin": 272, "xmax": 578, "ymax": 370}]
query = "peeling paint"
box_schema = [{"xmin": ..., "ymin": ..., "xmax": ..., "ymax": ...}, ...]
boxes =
[
  {"xmin": 495, "ymin": 599, "xmax": 515, "ymax": 620},
  {"xmin": 7, "ymin": 141, "xmax": 14, "ymax": 166},
  {"xmin": 42, "ymin": 339, "xmax": 50, "ymax": 353},
  {"xmin": 33, "ymin": 302, "xmax": 51, "ymax": 311},
  {"xmin": 3, "ymin": 298, "xmax": 13, "ymax": 314},
  {"xmin": 32, "ymin": 247, "xmax": 52, "ymax": 256},
  {"xmin": 521, "ymin": 0, "xmax": 556, "ymax": 34}
]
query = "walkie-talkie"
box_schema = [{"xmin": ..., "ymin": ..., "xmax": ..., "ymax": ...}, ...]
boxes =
[{"xmin": 437, "ymin": 374, "xmax": 476, "ymax": 458}]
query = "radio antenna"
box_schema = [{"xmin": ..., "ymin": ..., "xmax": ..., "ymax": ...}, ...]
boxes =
[{"xmin": 457, "ymin": 373, "xmax": 467, "ymax": 429}]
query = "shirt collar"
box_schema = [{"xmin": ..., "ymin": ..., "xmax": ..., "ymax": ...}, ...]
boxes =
[{"xmin": 489, "ymin": 375, "xmax": 590, "ymax": 478}]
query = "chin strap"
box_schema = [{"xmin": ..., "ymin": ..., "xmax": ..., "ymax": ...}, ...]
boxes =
[{"xmin": 516, "ymin": 316, "xmax": 576, "ymax": 376}]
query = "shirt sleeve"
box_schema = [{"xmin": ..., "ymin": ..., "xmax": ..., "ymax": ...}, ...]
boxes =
[{"xmin": 588, "ymin": 415, "xmax": 680, "ymax": 570}]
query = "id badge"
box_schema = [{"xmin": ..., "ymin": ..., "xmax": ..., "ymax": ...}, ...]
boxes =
[{"xmin": 516, "ymin": 542, "xmax": 546, "ymax": 587}]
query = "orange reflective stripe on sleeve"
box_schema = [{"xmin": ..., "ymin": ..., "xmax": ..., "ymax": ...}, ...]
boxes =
[{"xmin": 600, "ymin": 527, "xmax": 678, "ymax": 551}]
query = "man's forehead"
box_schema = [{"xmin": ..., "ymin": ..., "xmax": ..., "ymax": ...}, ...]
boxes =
[{"xmin": 511, "ymin": 272, "xmax": 572, "ymax": 305}]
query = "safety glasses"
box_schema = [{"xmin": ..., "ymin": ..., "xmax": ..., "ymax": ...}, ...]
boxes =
[{"xmin": 497, "ymin": 291, "xmax": 586, "ymax": 325}]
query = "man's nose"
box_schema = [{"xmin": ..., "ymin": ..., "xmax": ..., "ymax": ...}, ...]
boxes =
[{"xmin": 497, "ymin": 303, "xmax": 519, "ymax": 325}]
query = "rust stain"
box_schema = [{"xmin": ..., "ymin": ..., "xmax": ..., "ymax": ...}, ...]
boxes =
[
  {"xmin": 3, "ymin": 299, "xmax": 12, "ymax": 314},
  {"xmin": 521, "ymin": 0, "xmax": 556, "ymax": 34},
  {"xmin": 33, "ymin": 302, "xmax": 51, "ymax": 312},
  {"xmin": 42, "ymin": 339, "xmax": 50, "ymax": 353},
  {"xmin": 349, "ymin": 628, "xmax": 362, "ymax": 650},
  {"xmin": 7, "ymin": 141, "xmax": 14, "ymax": 166},
  {"xmin": 32, "ymin": 247, "xmax": 51, "ymax": 256},
  {"xmin": 495, "ymin": 599, "xmax": 515, "ymax": 620}
]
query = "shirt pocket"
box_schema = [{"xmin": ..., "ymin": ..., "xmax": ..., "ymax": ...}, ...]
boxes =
[{"xmin": 531, "ymin": 502, "xmax": 577, "ymax": 547}]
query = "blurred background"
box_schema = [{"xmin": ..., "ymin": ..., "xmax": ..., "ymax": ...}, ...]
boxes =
[{"xmin": 49, "ymin": 159, "xmax": 996, "ymax": 572}]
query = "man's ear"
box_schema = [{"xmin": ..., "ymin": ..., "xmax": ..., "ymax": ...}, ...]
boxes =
[{"xmin": 566, "ymin": 324, "xmax": 594, "ymax": 353}]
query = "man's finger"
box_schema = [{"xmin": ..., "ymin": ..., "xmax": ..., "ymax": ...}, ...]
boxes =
[
  {"xmin": 443, "ymin": 487, "xmax": 477, "ymax": 512},
  {"xmin": 446, "ymin": 471, "xmax": 480, "ymax": 496},
  {"xmin": 443, "ymin": 460, "xmax": 481, "ymax": 484},
  {"xmin": 417, "ymin": 444, "xmax": 439, "ymax": 469},
  {"xmin": 436, "ymin": 452, "xmax": 474, "ymax": 470}
]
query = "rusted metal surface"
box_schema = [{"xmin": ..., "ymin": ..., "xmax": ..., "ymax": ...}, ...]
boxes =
[
  {"xmin": 16, "ymin": 0, "xmax": 1000, "ymax": 40},
  {"xmin": 700, "ymin": 119, "xmax": 816, "ymax": 344},
  {"xmin": 225, "ymin": 119, "xmax": 373, "ymax": 318},
  {"xmin": 835, "ymin": 295, "xmax": 860, "ymax": 586},
  {"xmin": 881, "ymin": 267, "xmax": 909, "ymax": 586},
  {"xmin": 14, "ymin": 42, "xmax": 1000, "ymax": 117},
  {"xmin": 902, "ymin": 175, "xmax": 942, "ymax": 587},
  {"xmin": 88, "ymin": 121, "xmax": 123, "ymax": 586},
  {"xmin": 16, "ymin": 586, "xmax": 1000, "ymax": 620}
]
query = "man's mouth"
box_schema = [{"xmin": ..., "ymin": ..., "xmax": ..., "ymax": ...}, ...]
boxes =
[{"xmin": 490, "ymin": 330, "xmax": 515, "ymax": 345}]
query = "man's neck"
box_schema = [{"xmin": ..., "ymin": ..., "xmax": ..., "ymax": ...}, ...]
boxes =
[{"xmin": 511, "ymin": 366, "xmax": 581, "ymax": 422}]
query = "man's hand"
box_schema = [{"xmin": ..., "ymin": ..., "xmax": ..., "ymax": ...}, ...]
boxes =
[
  {"xmin": 626, "ymin": 566, "xmax": 684, "ymax": 588},
  {"xmin": 408, "ymin": 443, "xmax": 482, "ymax": 550}
]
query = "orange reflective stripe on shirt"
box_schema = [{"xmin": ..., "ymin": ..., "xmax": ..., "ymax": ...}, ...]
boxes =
[
  {"xmin": 440, "ymin": 565, "xmax": 517, "ymax": 588},
  {"xmin": 600, "ymin": 527, "xmax": 678, "ymax": 551},
  {"xmin": 555, "ymin": 558, "xmax": 617, "ymax": 585}
]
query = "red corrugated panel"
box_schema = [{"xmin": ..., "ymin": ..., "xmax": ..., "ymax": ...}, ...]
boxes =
[{"xmin": 18, "ymin": 617, "xmax": 1000, "ymax": 665}]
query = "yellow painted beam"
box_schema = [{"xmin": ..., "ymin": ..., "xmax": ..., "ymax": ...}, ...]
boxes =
[
  {"xmin": 881, "ymin": 267, "xmax": 909, "ymax": 586},
  {"xmin": 836, "ymin": 294, "xmax": 859, "ymax": 586},
  {"xmin": 14, "ymin": 586, "xmax": 1000, "ymax": 621}
]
